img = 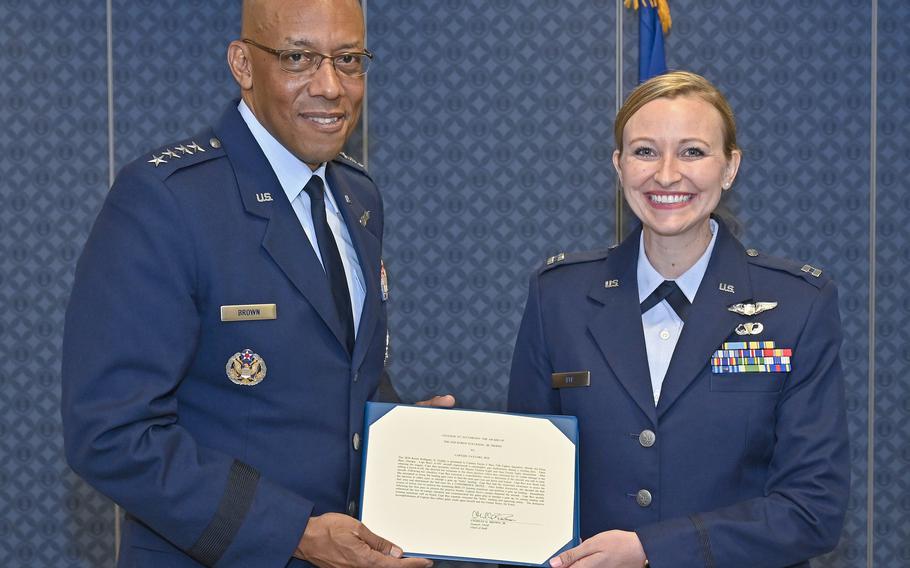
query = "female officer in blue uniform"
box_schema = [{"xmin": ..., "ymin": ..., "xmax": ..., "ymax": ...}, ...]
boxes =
[{"xmin": 508, "ymin": 71, "xmax": 849, "ymax": 568}]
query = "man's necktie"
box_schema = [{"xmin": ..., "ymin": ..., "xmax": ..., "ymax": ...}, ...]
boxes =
[
  {"xmin": 303, "ymin": 176, "xmax": 355, "ymax": 354},
  {"xmin": 640, "ymin": 280, "xmax": 691, "ymax": 322}
]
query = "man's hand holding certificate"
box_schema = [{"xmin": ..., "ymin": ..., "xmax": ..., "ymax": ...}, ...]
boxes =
[{"xmin": 359, "ymin": 403, "xmax": 580, "ymax": 566}]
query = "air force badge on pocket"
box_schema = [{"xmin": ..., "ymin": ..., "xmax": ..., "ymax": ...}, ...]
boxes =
[{"xmin": 226, "ymin": 348, "xmax": 267, "ymax": 386}]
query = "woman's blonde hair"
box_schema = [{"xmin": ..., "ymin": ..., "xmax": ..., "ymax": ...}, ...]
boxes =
[{"xmin": 614, "ymin": 71, "xmax": 739, "ymax": 159}]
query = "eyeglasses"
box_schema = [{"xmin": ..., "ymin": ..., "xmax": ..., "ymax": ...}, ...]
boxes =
[{"xmin": 242, "ymin": 38, "xmax": 373, "ymax": 78}]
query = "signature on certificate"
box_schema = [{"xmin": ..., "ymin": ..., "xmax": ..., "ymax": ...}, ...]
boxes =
[
  {"xmin": 472, "ymin": 510, "xmax": 516, "ymax": 522},
  {"xmin": 469, "ymin": 510, "xmax": 523, "ymax": 530}
]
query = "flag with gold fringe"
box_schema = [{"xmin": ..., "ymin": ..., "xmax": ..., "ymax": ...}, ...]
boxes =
[{"xmin": 625, "ymin": 0, "xmax": 672, "ymax": 82}]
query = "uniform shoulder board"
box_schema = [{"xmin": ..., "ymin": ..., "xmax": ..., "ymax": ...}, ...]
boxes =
[
  {"xmin": 334, "ymin": 151, "xmax": 367, "ymax": 172},
  {"xmin": 744, "ymin": 248, "xmax": 829, "ymax": 288},
  {"xmin": 540, "ymin": 249, "xmax": 610, "ymax": 274},
  {"xmin": 143, "ymin": 131, "xmax": 225, "ymax": 179},
  {"xmin": 332, "ymin": 151, "xmax": 377, "ymax": 184}
]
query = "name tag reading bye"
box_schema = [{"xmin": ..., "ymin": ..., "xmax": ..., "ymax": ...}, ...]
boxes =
[
  {"xmin": 220, "ymin": 304, "xmax": 277, "ymax": 322},
  {"xmin": 551, "ymin": 371, "xmax": 591, "ymax": 389}
]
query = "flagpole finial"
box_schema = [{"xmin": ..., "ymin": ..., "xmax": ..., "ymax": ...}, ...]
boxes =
[{"xmin": 625, "ymin": 0, "xmax": 672, "ymax": 34}]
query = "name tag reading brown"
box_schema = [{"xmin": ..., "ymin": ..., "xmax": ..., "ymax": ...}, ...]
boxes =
[
  {"xmin": 551, "ymin": 371, "xmax": 591, "ymax": 389},
  {"xmin": 220, "ymin": 304, "xmax": 277, "ymax": 322}
]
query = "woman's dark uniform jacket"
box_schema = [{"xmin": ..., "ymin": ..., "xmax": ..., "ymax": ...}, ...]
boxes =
[
  {"xmin": 62, "ymin": 103, "xmax": 395, "ymax": 567},
  {"xmin": 508, "ymin": 221, "xmax": 849, "ymax": 568}
]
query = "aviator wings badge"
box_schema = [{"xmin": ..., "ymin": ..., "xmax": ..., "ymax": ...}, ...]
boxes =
[{"xmin": 727, "ymin": 301, "xmax": 778, "ymax": 317}]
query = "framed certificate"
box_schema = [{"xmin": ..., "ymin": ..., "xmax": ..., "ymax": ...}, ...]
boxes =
[{"xmin": 359, "ymin": 403, "xmax": 580, "ymax": 566}]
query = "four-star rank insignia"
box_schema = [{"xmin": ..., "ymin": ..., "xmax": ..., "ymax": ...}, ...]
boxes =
[
  {"xmin": 226, "ymin": 348, "xmax": 267, "ymax": 386},
  {"xmin": 147, "ymin": 140, "xmax": 207, "ymax": 167}
]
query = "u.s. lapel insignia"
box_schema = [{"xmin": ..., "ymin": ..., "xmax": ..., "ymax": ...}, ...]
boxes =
[
  {"xmin": 604, "ymin": 279, "xmax": 619, "ymax": 288},
  {"xmin": 360, "ymin": 210, "xmax": 371, "ymax": 227},
  {"xmin": 727, "ymin": 301, "xmax": 778, "ymax": 316},
  {"xmin": 719, "ymin": 282, "xmax": 735, "ymax": 293},
  {"xmin": 734, "ymin": 322, "xmax": 764, "ymax": 336},
  {"xmin": 344, "ymin": 195, "xmax": 352, "ymax": 204},
  {"xmin": 226, "ymin": 348, "xmax": 267, "ymax": 386},
  {"xmin": 380, "ymin": 260, "xmax": 389, "ymax": 301}
]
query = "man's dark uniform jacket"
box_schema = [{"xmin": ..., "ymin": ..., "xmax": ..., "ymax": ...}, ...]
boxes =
[{"xmin": 63, "ymin": 103, "xmax": 392, "ymax": 567}]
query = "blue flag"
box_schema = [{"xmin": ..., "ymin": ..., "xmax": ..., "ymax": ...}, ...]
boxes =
[{"xmin": 639, "ymin": 2, "xmax": 667, "ymax": 81}]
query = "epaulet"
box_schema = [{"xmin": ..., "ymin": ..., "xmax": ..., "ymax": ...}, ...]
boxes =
[
  {"xmin": 743, "ymin": 247, "xmax": 829, "ymax": 288},
  {"xmin": 539, "ymin": 249, "xmax": 610, "ymax": 274},
  {"xmin": 142, "ymin": 132, "xmax": 225, "ymax": 179},
  {"xmin": 334, "ymin": 151, "xmax": 368, "ymax": 173}
]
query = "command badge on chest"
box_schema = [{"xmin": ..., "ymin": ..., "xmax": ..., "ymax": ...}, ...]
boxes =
[{"xmin": 226, "ymin": 348, "xmax": 267, "ymax": 386}]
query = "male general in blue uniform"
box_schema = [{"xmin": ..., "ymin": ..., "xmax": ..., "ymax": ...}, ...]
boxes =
[{"xmin": 62, "ymin": 1, "xmax": 451, "ymax": 566}]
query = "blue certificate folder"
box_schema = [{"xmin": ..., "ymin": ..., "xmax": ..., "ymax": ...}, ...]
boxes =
[{"xmin": 359, "ymin": 402, "xmax": 580, "ymax": 566}]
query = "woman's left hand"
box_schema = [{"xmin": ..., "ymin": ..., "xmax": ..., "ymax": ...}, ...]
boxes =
[{"xmin": 549, "ymin": 530, "xmax": 647, "ymax": 568}]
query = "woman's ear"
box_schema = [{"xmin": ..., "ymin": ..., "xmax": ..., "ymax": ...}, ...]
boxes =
[
  {"xmin": 612, "ymin": 149, "xmax": 623, "ymax": 187},
  {"xmin": 723, "ymin": 149, "xmax": 742, "ymax": 188}
]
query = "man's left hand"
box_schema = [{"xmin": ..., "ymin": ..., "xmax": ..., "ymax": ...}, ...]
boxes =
[{"xmin": 414, "ymin": 395, "xmax": 456, "ymax": 408}]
